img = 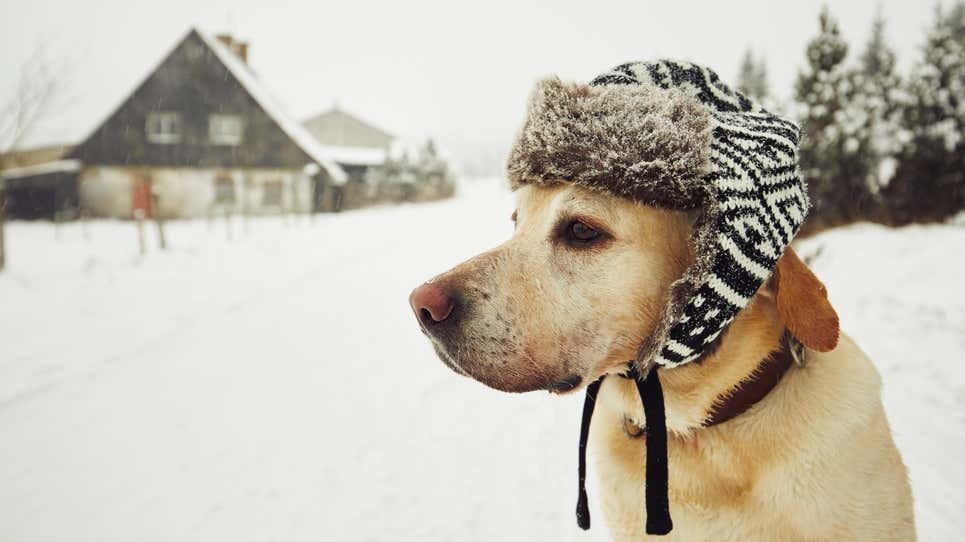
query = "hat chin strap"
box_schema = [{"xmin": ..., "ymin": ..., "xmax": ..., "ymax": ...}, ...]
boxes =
[
  {"xmin": 575, "ymin": 332, "xmax": 801, "ymax": 537},
  {"xmin": 576, "ymin": 365, "xmax": 673, "ymax": 536}
]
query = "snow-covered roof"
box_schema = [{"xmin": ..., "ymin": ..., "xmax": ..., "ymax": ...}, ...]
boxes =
[
  {"xmin": 302, "ymin": 107, "xmax": 395, "ymax": 145},
  {"xmin": 1, "ymin": 159, "xmax": 81, "ymax": 180},
  {"xmin": 196, "ymin": 30, "xmax": 348, "ymax": 185},
  {"xmin": 317, "ymin": 145, "xmax": 387, "ymax": 166}
]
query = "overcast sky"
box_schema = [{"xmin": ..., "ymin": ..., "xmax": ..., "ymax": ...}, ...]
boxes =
[{"xmin": 0, "ymin": 0, "xmax": 937, "ymax": 163}]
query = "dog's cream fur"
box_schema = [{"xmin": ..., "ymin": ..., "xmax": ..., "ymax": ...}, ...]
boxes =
[{"xmin": 416, "ymin": 183, "xmax": 914, "ymax": 540}]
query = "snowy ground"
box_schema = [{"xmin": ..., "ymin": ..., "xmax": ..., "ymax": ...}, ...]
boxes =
[{"xmin": 0, "ymin": 180, "xmax": 962, "ymax": 541}]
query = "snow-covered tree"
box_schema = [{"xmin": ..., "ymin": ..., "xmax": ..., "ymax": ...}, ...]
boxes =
[
  {"xmin": 415, "ymin": 139, "xmax": 455, "ymax": 199},
  {"xmin": 853, "ymin": 11, "xmax": 903, "ymax": 191},
  {"xmin": 795, "ymin": 6, "xmax": 872, "ymax": 230},
  {"xmin": 372, "ymin": 140, "xmax": 455, "ymax": 203},
  {"xmin": 370, "ymin": 150, "xmax": 415, "ymax": 202},
  {"xmin": 416, "ymin": 139, "xmax": 443, "ymax": 174},
  {"xmin": 886, "ymin": 2, "xmax": 965, "ymax": 223},
  {"xmin": 736, "ymin": 49, "xmax": 768, "ymax": 101}
]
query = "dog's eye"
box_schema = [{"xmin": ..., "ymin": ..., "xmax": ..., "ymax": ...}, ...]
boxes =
[{"xmin": 566, "ymin": 220, "xmax": 601, "ymax": 244}]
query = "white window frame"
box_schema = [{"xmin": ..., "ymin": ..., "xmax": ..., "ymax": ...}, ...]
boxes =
[
  {"xmin": 209, "ymin": 114, "xmax": 244, "ymax": 146},
  {"xmin": 146, "ymin": 112, "xmax": 182, "ymax": 144}
]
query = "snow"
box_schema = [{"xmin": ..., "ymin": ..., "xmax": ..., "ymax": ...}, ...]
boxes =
[
  {"xmin": 0, "ymin": 180, "xmax": 962, "ymax": 541},
  {"xmin": 195, "ymin": 30, "xmax": 348, "ymax": 186},
  {"xmin": 877, "ymin": 155, "xmax": 899, "ymax": 186},
  {"xmin": 315, "ymin": 144, "xmax": 387, "ymax": 167}
]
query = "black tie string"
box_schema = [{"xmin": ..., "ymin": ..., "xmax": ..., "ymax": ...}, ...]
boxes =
[
  {"xmin": 576, "ymin": 377, "xmax": 603, "ymax": 530},
  {"xmin": 576, "ymin": 367, "xmax": 673, "ymax": 536},
  {"xmin": 630, "ymin": 366, "xmax": 673, "ymax": 535}
]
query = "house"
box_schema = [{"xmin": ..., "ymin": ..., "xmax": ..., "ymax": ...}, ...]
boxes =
[
  {"xmin": 302, "ymin": 107, "xmax": 394, "ymax": 209},
  {"xmin": 302, "ymin": 108, "xmax": 457, "ymax": 208},
  {"xmin": 2, "ymin": 27, "xmax": 453, "ymax": 221},
  {"xmin": 69, "ymin": 29, "xmax": 348, "ymax": 219}
]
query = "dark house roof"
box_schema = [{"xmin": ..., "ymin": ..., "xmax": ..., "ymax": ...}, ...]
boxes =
[{"xmin": 70, "ymin": 29, "xmax": 345, "ymax": 183}]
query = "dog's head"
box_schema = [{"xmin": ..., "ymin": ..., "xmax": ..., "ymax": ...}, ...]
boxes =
[
  {"xmin": 409, "ymin": 183, "xmax": 693, "ymax": 393},
  {"xmin": 409, "ymin": 182, "xmax": 838, "ymax": 394}
]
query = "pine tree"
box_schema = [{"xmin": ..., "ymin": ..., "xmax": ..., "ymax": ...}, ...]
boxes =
[
  {"xmin": 947, "ymin": 1, "xmax": 965, "ymax": 40},
  {"xmin": 886, "ymin": 2, "xmax": 965, "ymax": 223},
  {"xmin": 853, "ymin": 11, "xmax": 902, "ymax": 192},
  {"xmin": 795, "ymin": 6, "xmax": 870, "ymax": 231},
  {"xmin": 737, "ymin": 49, "xmax": 757, "ymax": 98},
  {"xmin": 754, "ymin": 57, "xmax": 770, "ymax": 103},
  {"xmin": 860, "ymin": 12, "xmax": 897, "ymax": 77},
  {"xmin": 736, "ymin": 49, "xmax": 768, "ymax": 101}
]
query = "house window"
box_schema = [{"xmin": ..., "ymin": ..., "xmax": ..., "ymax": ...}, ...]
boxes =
[
  {"xmin": 214, "ymin": 173, "xmax": 235, "ymax": 204},
  {"xmin": 209, "ymin": 114, "xmax": 244, "ymax": 145},
  {"xmin": 262, "ymin": 179, "xmax": 283, "ymax": 206},
  {"xmin": 146, "ymin": 112, "xmax": 181, "ymax": 144}
]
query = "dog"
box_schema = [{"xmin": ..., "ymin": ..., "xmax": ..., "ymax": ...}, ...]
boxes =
[{"xmin": 410, "ymin": 182, "xmax": 915, "ymax": 540}]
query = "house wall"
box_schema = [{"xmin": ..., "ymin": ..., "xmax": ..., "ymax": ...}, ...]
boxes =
[{"xmin": 80, "ymin": 166, "xmax": 317, "ymax": 219}]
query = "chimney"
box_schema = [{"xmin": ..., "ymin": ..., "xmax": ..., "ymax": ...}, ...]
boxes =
[
  {"xmin": 215, "ymin": 33, "xmax": 249, "ymax": 65},
  {"xmin": 235, "ymin": 42, "xmax": 249, "ymax": 63},
  {"xmin": 215, "ymin": 33, "xmax": 234, "ymax": 49}
]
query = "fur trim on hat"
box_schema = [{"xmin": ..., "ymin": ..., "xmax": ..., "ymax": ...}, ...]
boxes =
[{"xmin": 507, "ymin": 78, "xmax": 714, "ymax": 209}]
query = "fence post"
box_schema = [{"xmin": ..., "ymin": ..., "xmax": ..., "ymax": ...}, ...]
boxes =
[
  {"xmin": 135, "ymin": 209, "xmax": 147, "ymax": 256},
  {"xmin": 155, "ymin": 211, "xmax": 167, "ymax": 251},
  {"xmin": 224, "ymin": 206, "xmax": 232, "ymax": 242},
  {"xmin": 150, "ymin": 183, "xmax": 167, "ymax": 251},
  {"xmin": 240, "ymin": 175, "xmax": 249, "ymax": 235}
]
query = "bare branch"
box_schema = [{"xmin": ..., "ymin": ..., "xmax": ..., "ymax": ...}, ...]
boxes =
[{"xmin": 0, "ymin": 46, "xmax": 65, "ymax": 159}]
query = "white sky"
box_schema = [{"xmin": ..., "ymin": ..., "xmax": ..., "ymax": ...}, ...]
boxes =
[{"xmin": 0, "ymin": 0, "xmax": 936, "ymax": 159}]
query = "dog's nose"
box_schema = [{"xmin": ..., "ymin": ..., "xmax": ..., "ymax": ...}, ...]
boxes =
[{"xmin": 409, "ymin": 282, "xmax": 455, "ymax": 325}]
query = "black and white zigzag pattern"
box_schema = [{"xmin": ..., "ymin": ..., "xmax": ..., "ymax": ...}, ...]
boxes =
[{"xmin": 592, "ymin": 61, "xmax": 809, "ymax": 367}]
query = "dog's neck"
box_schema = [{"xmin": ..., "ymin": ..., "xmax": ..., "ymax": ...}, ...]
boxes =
[
  {"xmin": 613, "ymin": 292, "xmax": 789, "ymax": 434},
  {"xmin": 667, "ymin": 293, "xmax": 787, "ymax": 433}
]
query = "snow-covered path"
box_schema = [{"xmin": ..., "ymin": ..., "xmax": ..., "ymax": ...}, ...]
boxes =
[{"xmin": 1, "ymin": 181, "xmax": 962, "ymax": 541}]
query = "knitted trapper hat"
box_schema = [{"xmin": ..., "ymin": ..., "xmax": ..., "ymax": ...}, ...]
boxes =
[{"xmin": 506, "ymin": 60, "xmax": 810, "ymax": 536}]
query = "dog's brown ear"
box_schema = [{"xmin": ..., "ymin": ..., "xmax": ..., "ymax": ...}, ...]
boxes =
[{"xmin": 773, "ymin": 247, "xmax": 839, "ymax": 352}]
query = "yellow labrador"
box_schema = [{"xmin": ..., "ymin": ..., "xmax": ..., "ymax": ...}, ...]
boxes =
[{"xmin": 410, "ymin": 182, "xmax": 914, "ymax": 540}]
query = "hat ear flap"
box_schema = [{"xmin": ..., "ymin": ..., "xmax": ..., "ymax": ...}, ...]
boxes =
[{"xmin": 774, "ymin": 247, "xmax": 839, "ymax": 352}]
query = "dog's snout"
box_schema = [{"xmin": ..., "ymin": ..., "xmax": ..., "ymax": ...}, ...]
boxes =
[{"xmin": 409, "ymin": 282, "xmax": 455, "ymax": 326}]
